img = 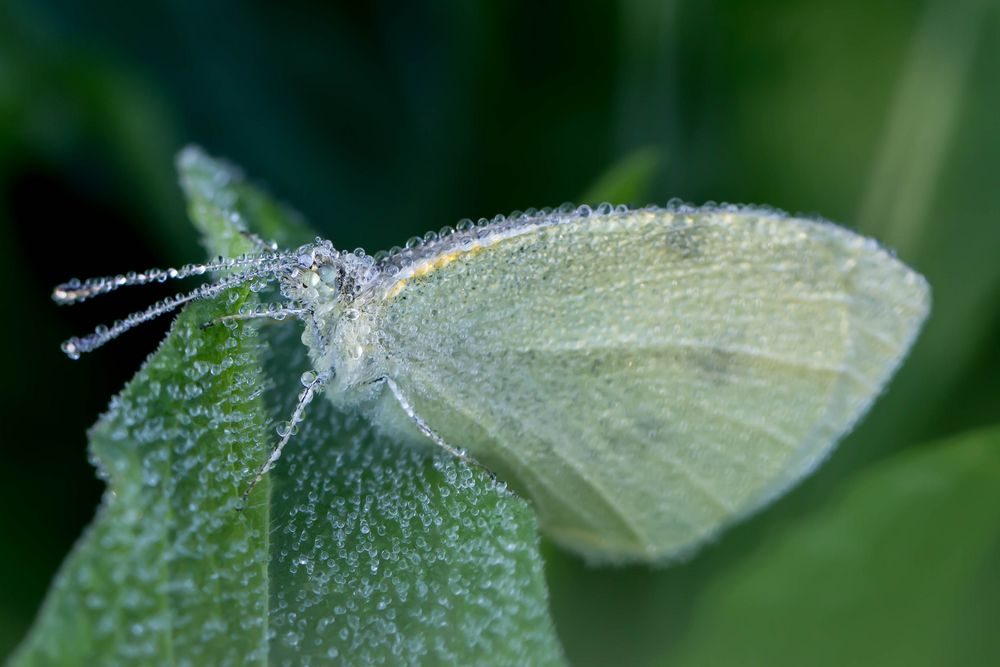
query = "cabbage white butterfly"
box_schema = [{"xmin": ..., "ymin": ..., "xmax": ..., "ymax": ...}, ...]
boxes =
[{"xmin": 55, "ymin": 203, "xmax": 929, "ymax": 562}]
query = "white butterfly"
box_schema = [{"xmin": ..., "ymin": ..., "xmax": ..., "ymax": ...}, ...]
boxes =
[{"xmin": 56, "ymin": 204, "xmax": 929, "ymax": 563}]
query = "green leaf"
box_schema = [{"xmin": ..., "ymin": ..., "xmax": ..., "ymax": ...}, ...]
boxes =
[
  {"xmin": 10, "ymin": 299, "xmax": 271, "ymax": 666},
  {"xmin": 657, "ymin": 425, "xmax": 1000, "ymax": 667},
  {"xmin": 12, "ymin": 147, "xmax": 564, "ymax": 665}
]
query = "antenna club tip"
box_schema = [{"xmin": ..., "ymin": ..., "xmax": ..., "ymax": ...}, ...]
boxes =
[
  {"xmin": 52, "ymin": 287, "xmax": 80, "ymax": 304},
  {"xmin": 60, "ymin": 338, "xmax": 82, "ymax": 360}
]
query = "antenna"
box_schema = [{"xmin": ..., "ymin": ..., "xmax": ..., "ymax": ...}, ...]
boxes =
[
  {"xmin": 52, "ymin": 253, "xmax": 282, "ymax": 305},
  {"xmin": 55, "ymin": 252, "xmax": 293, "ymax": 359}
]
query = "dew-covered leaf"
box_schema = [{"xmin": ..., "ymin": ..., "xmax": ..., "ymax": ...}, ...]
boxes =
[
  {"xmin": 11, "ymin": 147, "xmax": 563, "ymax": 666},
  {"xmin": 177, "ymin": 146, "xmax": 314, "ymax": 252},
  {"xmin": 10, "ymin": 297, "xmax": 271, "ymax": 666}
]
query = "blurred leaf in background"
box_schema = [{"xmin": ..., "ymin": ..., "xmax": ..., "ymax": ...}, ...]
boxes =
[
  {"xmin": 1, "ymin": 0, "xmax": 998, "ymax": 664},
  {"xmin": 661, "ymin": 425, "xmax": 1000, "ymax": 667}
]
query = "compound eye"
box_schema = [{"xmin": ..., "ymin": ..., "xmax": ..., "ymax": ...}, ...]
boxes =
[{"xmin": 318, "ymin": 264, "xmax": 339, "ymax": 288}]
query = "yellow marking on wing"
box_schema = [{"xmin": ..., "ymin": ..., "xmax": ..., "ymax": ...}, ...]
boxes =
[
  {"xmin": 386, "ymin": 280, "xmax": 408, "ymax": 300},
  {"xmin": 385, "ymin": 243, "xmax": 491, "ymax": 301}
]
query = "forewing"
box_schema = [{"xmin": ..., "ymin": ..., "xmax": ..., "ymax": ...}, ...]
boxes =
[{"xmin": 377, "ymin": 208, "xmax": 929, "ymax": 562}]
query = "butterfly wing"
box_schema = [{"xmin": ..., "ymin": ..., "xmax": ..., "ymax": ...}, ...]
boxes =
[{"xmin": 376, "ymin": 207, "xmax": 929, "ymax": 562}]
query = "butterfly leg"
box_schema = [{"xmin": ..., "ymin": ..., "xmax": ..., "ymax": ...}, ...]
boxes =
[
  {"xmin": 201, "ymin": 307, "xmax": 307, "ymax": 329},
  {"xmin": 215, "ymin": 203, "xmax": 279, "ymax": 252},
  {"xmin": 237, "ymin": 228, "xmax": 280, "ymax": 253},
  {"xmin": 238, "ymin": 368, "xmax": 331, "ymax": 508},
  {"xmin": 384, "ymin": 377, "xmax": 495, "ymax": 479},
  {"xmin": 201, "ymin": 306, "xmax": 328, "ymax": 363}
]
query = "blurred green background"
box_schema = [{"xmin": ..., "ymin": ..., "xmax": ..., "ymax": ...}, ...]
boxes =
[{"xmin": 1, "ymin": 0, "xmax": 998, "ymax": 664}]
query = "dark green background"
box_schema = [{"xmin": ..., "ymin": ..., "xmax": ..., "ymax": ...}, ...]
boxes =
[{"xmin": 1, "ymin": 0, "xmax": 998, "ymax": 663}]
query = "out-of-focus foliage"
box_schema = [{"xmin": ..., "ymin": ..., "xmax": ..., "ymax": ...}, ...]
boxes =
[
  {"xmin": 662, "ymin": 425, "xmax": 1000, "ymax": 667},
  {"xmin": 1, "ymin": 0, "xmax": 997, "ymax": 664}
]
